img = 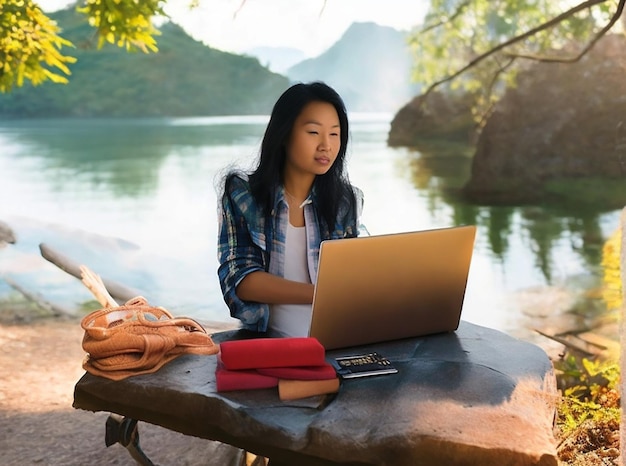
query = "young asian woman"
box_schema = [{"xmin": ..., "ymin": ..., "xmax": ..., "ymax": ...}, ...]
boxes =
[{"xmin": 217, "ymin": 81, "xmax": 365, "ymax": 336}]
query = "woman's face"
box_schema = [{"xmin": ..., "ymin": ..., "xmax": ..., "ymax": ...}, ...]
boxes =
[{"xmin": 284, "ymin": 101, "xmax": 341, "ymax": 179}]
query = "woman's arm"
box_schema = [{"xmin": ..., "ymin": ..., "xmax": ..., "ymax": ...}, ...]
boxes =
[
  {"xmin": 236, "ymin": 271, "xmax": 314, "ymax": 304},
  {"xmin": 218, "ymin": 174, "xmax": 272, "ymax": 331}
]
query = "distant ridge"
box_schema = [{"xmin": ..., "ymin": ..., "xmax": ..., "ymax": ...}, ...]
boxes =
[
  {"xmin": 0, "ymin": 9, "xmax": 289, "ymax": 118},
  {"xmin": 287, "ymin": 22, "xmax": 420, "ymax": 112}
]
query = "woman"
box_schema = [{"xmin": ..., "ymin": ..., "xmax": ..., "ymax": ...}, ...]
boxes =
[{"xmin": 217, "ymin": 81, "xmax": 364, "ymax": 336}]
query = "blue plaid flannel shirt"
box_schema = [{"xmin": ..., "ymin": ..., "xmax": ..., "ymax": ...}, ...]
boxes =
[{"xmin": 217, "ymin": 175, "xmax": 364, "ymax": 331}]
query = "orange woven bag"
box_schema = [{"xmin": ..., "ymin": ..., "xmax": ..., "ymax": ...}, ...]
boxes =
[{"xmin": 81, "ymin": 297, "xmax": 219, "ymax": 380}]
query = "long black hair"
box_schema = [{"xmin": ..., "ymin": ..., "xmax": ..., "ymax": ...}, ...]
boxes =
[{"xmin": 245, "ymin": 81, "xmax": 356, "ymax": 230}]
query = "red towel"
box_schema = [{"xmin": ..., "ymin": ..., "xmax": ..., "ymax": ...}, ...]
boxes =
[
  {"xmin": 219, "ymin": 337, "xmax": 326, "ymax": 370},
  {"xmin": 215, "ymin": 364, "xmax": 278, "ymax": 392},
  {"xmin": 257, "ymin": 363, "xmax": 337, "ymax": 380}
]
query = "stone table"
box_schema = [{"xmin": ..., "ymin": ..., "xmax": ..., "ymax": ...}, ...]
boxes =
[{"xmin": 73, "ymin": 321, "xmax": 559, "ymax": 466}]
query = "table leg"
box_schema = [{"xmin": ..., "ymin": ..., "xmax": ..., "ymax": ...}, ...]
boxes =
[{"xmin": 105, "ymin": 413, "xmax": 155, "ymax": 466}]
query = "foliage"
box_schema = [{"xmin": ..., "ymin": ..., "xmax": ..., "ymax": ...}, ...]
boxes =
[
  {"xmin": 409, "ymin": 0, "xmax": 622, "ymax": 122},
  {"xmin": 555, "ymin": 354, "xmax": 621, "ymax": 437},
  {"xmin": 0, "ymin": 0, "xmax": 166, "ymax": 92},
  {"xmin": 601, "ymin": 226, "xmax": 622, "ymax": 312},
  {"xmin": 3, "ymin": 0, "xmax": 623, "ymax": 99},
  {"xmin": 76, "ymin": 0, "xmax": 164, "ymax": 52},
  {"xmin": 0, "ymin": 0, "xmax": 76, "ymax": 92},
  {"xmin": 555, "ymin": 226, "xmax": 622, "ymax": 440}
]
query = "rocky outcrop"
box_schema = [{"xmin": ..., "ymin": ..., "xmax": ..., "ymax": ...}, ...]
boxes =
[
  {"xmin": 387, "ymin": 91, "xmax": 476, "ymax": 147},
  {"xmin": 463, "ymin": 34, "xmax": 626, "ymax": 203},
  {"xmin": 389, "ymin": 34, "xmax": 626, "ymax": 204},
  {"xmin": 0, "ymin": 220, "xmax": 16, "ymax": 247}
]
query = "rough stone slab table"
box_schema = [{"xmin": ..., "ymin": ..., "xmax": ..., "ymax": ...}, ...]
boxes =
[{"xmin": 73, "ymin": 321, "xmax": 559, "ymax": 466}]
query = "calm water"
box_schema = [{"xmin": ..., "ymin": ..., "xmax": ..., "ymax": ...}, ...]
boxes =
[{"xmin": 0, "ymin": 116, "xmax": 621, "ymax": 337}]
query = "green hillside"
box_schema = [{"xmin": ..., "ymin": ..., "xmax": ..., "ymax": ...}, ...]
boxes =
[{"xmin": 0, "ymin": 8, "xmax": 289, "ymax": 118}]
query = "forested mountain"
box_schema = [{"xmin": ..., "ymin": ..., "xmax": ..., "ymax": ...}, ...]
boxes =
[
  {"xmin": 0, "ymin": 8, "xmax": 289, "ymax": 118},
  {"xmin": 287, "ymin": 22, "xmax": 420, "ymax": 112}
]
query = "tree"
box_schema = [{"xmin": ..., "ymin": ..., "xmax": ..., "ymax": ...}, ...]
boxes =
[
  {"xmin": 409, "ymin": 0, "xmax": 625, "ymax": 123},
  {"xmin": 0, "ymin": 0, "xmax": 165, "ymax": 92},
  {"xmin": 1, "ymin": 0, "xmax": 624, "ymax": 100}
]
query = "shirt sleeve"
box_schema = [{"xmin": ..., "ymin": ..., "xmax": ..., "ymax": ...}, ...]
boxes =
[
  {"xmin": 217, "ymin": 177, "xmax": 270, "ymax": 332},
  {"xmin": 353, "ymin": 186, "xmax": 369, "ymax": 236}
]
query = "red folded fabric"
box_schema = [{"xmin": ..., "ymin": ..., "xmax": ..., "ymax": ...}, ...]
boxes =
[
  {"xmin": 256, "ymin": 363, "xmax": 337, "ymax": 380},
  {"xmin": 215, "ymin": 364, "xmax": 279, "ymax": 392},
  {"xmin": 219, "ymin": 337, "xmax": 326, "ymax": 370}
]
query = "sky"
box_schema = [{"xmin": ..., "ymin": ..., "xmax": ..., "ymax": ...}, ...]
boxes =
[{"xmin": 41, "ymin": 0, "xmax": 429, "ymax": 57}]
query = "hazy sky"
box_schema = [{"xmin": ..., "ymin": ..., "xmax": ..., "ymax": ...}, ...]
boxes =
[{"xmin": 41, "ymin": 0, "xmax": 429, "ymax": 57}]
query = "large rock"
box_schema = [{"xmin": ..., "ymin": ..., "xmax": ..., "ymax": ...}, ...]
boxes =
[
  {"xmin": 464, "ymin": 34, "xmax": 626, "ymax": 203},
  {"xmin": 0, "ymin": 220, "xmax": 16, "ymax": 247},
  {"xmin": 388, "ymin": 91, "xmax": 476, "ymax": 147}
]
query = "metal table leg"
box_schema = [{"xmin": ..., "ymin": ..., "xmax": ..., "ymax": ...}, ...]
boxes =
[{"xmin": 105, "ymin": 413, "xmax": 155, "ymax": 466}]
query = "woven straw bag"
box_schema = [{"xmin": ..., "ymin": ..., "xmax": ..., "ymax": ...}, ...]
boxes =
[{"xmin": 81, "ymin": 296, "xmax": 219, "ymax": 380}]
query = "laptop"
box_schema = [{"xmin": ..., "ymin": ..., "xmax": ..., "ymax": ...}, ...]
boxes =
[{"xmin": 308, "ymin": 225, "xmax": 476, "ymax": 350}]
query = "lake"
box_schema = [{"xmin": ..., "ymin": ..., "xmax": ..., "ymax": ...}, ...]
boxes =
[{"xmin": 0, "ymin": 115, "xmax": 621, "ymax": 339}]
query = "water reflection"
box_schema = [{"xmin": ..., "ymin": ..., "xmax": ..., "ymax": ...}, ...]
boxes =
[
  {"xmin": 0, "ymin": 118, "xmax": 267, "ymax": 198},
  {"xmin": 0, "ymin": 117, "xmax": 621, "ymax": 330},
  {"xmin": 400, "ymin": 141, "xmax": 619, "ymax": 286}
]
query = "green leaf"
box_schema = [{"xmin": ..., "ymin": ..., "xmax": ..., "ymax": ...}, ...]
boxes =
[{"xmin": 0, "ymin": 0, "xmax": 76, "ymax": 91}]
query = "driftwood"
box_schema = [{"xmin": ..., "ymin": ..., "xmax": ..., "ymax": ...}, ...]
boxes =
[
  {"xmin": 533, "ymin": 328, "xmax": 597, "ymax": 357},
  {"xmin": 79, "ymin": 265, "xmax": 119, "ymax": 308},
  {"xmin": 3, "ymin": 275, "xmax": 75, "ymax": 318},
  {"xmin": 39, "ymin": 242, "xmax": 239, "ymax": 332},
  {"xmin": 39, "ymin": 242, "xmax": 140, "ymax": 305},
  {"xmin": 534, "ymin": 328, "xmax": 619, "ymax": 360}
]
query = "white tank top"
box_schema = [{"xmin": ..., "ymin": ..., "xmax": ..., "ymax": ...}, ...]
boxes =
[{"xmin": 269, "ymin": 223, "xmax": 312, "ymax": 337}]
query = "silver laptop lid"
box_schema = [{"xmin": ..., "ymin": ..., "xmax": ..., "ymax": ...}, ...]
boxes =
[{"xmin": 309, "ymin": 225, "xmax": 476, "ymax": 349}]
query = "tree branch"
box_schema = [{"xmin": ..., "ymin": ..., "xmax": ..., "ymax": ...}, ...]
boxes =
[
  {"xmin": 233, "ymin": 0, "xmax": 246, "ymax": 18},
  {"xmin": 506, "ymin": 0, "xmax": 625, "ymax": 63},
  {"xmin": 420, "ymin": 0, "xmax": 614, "ymax": 100},
  {"xmin": 318, "ymin": 0, "xmax": 327, "ymax": 17},
  {"xmin": 419, "ymin": 0, "xmax": 471, "ymax": 35},
  {"xmin": 476, "ymin": 56, "xmax": 517, "ymax": 128}
]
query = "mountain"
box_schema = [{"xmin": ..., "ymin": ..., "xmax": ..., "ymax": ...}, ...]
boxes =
[
  {"xmin": 245, "ymin": 46, "xmax": 307, "ymax": 74},
  {"xmin": 0, "ymin": 9, "xmax": 289, "ymax": 118},
  {"xmin": 287, "ymin": 22, "xmax": 420, "ymax": 113}
]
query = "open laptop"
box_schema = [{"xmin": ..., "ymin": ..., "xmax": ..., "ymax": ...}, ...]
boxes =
[{"xmin": 308, "ymin": 225, "xmax": 476, "ymax": 350}]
